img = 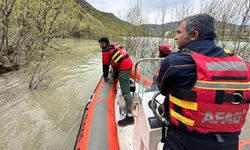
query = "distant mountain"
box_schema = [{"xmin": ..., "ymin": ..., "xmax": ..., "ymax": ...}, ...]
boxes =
[
  {"xmin": 74, "ymin": 1, "xmax": 177, "ymax": 37},
  {"xmin": 139, "ymin": 22, "xmax": 180, "ymax": 36},
  {"xmin": 141, "ymin": 22, "xmax": 179, "ymax": 31},
  {"xmin": 140, "ymin": 21, "xmax": 250, "ymax": 37},
  {"xmin": 75, "ymin": 0, "xmax": 133, "ymax": 37}
]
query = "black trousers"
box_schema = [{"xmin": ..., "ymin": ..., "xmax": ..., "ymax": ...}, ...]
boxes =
[{"xmin": 163, "ymin": 127, "xmax": 239, "ymax": 150}]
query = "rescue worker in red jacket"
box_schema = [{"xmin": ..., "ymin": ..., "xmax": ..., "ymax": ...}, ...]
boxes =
[
  {"xmin": 157, "ymin": 14, "xmax": 250, "ymax": 150},
  {"xmin": 98, "ymin": 37, "xmax": 134, "ymax": 127}
]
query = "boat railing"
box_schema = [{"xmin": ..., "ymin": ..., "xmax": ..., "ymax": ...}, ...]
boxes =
[{"xmin": 132, "ymin": 58, "xmax": 164, "ymax": 104}]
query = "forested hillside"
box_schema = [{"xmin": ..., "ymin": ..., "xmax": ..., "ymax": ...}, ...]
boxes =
[
  {"xmin": 75, "ymin": 0, "xmax": 133, "ymax": 37},
  {"xmin": 0, "ymin": 0, "xmax": 132, "ymax": 73}
]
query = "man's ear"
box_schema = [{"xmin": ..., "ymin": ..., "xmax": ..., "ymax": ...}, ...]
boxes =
[{"xmin": 191, "ymin": 31, "xmax": 199, "ymax": 41}]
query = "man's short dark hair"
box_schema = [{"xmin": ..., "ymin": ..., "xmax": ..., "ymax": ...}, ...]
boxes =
[
  {"xmin": 183, "ymin": 14, "xmax": 217, "ymax": 40},
  {"xmin": 98, "ymin": 37, "xmax": 110, "ymax": 44}
]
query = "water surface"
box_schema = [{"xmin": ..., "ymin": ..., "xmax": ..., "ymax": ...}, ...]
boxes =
[{"xmin": 0, "ymin": 39, "xmax": 102, "ymax": 150}]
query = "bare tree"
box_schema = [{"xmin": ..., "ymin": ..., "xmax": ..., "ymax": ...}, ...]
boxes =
[
  {"xmin": 160, "ymin": 4, "xmax": 167, "ymax": 44},
  {"xmin": 174, "ymin": 0, "xmax": 193, "ymax": 21},
  {"xmin": 124, "ymin": 0, "xmax": 250, "ymax": 61},
  {"xmin": 0, "ymin": 0, "xmax": 16, "ymax": 52},
  {"xmin": 233, "ymin": 0, "xmax": 250, "ymax": 53},
  {"xmin": 202, "ymin": 0, "xmax": 250, "ymax": 59},
  {"xmin": 29, "ymin": 61, "xmax": 55, "ymax": 90},
  {"xmin": 125, "ymin": 0, "xmax": 147, "ymax": 58}
]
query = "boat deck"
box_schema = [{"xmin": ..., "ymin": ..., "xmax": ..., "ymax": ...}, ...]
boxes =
[{"xmin": 115, "ymin": 83, "xmax": 164, "ymax": 150}]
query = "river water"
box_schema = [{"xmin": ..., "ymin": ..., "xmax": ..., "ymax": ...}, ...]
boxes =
[{"xmin": 0, "ymin": 39, "xmax": 102, "ymax": 150}]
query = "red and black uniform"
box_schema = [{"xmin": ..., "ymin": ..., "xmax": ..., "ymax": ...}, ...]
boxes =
[
  {"xmin": 157, "ymin": 40, "xmax": 250, "ymax": 150},
  {"xmin": 102, "ymin": 43, "xmax": 133, "ymax": 78},
  {"xmin": 102, "ymin": 43, "xmax": 133, "ymax": 116},
  {"xmin": 102, "ymin": 44, "xmax": 113, "ymax": 78}
]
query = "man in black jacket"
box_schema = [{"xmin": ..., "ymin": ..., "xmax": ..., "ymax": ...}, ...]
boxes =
[{"xmin": 157, "ymin": 14, "xmax": 249, "ymax": 150}]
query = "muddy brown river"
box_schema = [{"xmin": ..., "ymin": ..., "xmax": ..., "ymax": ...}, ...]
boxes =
[{"xmin": 0, "ymin": 39, "xmax": 102, "ymax": 150}]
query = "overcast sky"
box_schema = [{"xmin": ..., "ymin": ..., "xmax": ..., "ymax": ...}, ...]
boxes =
[{"xmin": 85, "ymin": 0, "xmax": 203, "ymax": 24}]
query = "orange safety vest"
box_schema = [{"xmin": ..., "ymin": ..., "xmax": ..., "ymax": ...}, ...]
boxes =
[
  {"xmin": 110, "ymin": 43, "xmax": 129, "ymax": 70},
  {"xmin": 168, "ymin": 52, "xmax": 250, "ymax": 133}
]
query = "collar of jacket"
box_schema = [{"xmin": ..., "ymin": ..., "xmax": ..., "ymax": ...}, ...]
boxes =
[
  {"xmin": 181, "ymin": 40, "xmax": 227, "ymax": 57},
  {"xmin": 102, "ymin": 44, "xmax": 114, "ymax": 52}
]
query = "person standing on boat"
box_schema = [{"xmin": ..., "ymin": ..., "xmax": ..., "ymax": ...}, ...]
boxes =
[
  {"xmin": 150, "ymin": 43, "xmax": 172, "ymax": 91},
  {"xmin": 98, "ymin": 37, "xmax": 134, "ymax": 127},
  {"xmin": 157, "ymin": 14, "xmax": 250, "ymax": 150}
]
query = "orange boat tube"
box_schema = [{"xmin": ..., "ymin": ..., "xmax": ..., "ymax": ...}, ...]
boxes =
[
  {"xmin": 74, "ymin": 76, "xmax": 119, "ymax": 150},
  {"xmin": 239, "ymin": 139, "xmax": 250, "ymax": 150}
]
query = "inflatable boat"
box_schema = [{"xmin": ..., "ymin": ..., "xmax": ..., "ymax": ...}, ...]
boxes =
[{"xmin": 74, "ymin": 58, "xmax": 250, "ymax": 150}]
